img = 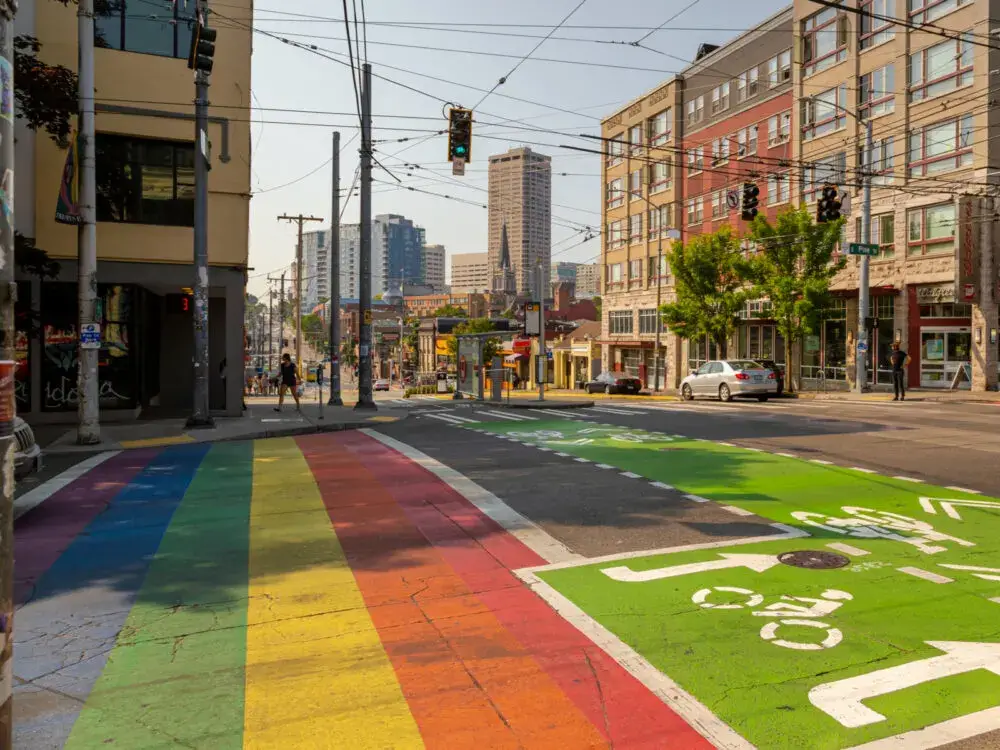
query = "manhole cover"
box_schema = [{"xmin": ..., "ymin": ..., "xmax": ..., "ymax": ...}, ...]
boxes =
[{"xmin": 778, "ymin": 550, "xmax": 850, "ymax": 570}]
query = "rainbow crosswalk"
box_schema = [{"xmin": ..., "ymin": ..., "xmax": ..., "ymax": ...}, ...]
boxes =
[{"xmin": 14, "ymin": 432, "xmax": 706, "ymax": 749}]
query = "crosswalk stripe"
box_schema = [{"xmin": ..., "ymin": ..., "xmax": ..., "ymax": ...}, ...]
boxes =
[
  {"xmin": 424, "ymin": 413, "xmax": 466, "ymax": 425},
  {"xmin": 589, "ymin": 407, "xmax": 638, "ymax": 415},
  {"xmin": 479, "ymin": 410, "xmax": 538, "ymax": 421}
]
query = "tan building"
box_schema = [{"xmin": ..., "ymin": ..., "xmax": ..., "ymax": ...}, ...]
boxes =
[
  {"xmin": 488, "ymin": 147, "xmax": 552, "ymax": 295},
  {"xmin": 450, "ymin": 252, "xmax": 490, "ymax": 293},
  {"xmin": 793, "ymin": 0, "xmax": 998, "ymax": 391},
  {"xmin": 15, "ymin": 1, "xmax": 252, "ymax": 419},
  {"xmin": 422, "ymin": 243, "xmax": 446, "ymax": 291},
  {"xmin": 574, "ymin": 263, "xmax": 601, "ymax": 298}
]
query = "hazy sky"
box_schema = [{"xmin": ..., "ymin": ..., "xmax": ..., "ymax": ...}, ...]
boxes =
[{"xmin": 243, "ymin": 0, "xmax": 789, "ymax": 297}]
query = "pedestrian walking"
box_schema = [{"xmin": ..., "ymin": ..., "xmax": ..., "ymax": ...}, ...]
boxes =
[
  {"xmin": 274, "ymin": 353, "xmax": 301, "ymax": 412},
  {"xmin": 890, "ymin": 342, "xmax": 910, "ymax": 401}
]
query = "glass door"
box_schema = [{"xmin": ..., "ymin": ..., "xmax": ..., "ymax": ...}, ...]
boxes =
[{"xmin": 920, "ymin": 328, "xmax": 971, "ymax": 388}]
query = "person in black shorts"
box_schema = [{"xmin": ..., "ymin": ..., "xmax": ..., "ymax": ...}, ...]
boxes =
[
  {"xmin": 889, "ymin": 343, "xmax": 909, "ymax": 401},
  {"xmin": 275, "ymin": 353, "xmax": 301, "ymax": 412}
]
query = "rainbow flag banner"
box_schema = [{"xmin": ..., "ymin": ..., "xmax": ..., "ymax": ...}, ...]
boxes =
[{"xmin": 13, "ymin": 432, "xmax": 704, "ymax": 749}]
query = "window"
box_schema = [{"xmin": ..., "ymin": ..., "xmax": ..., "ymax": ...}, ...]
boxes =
[
  {"xmin": 909, "ymin": 0, "xmax": 970, "ymax": 25},
  {"xmin": 737, "ymin": 125, "xmax": 758, "ymax": 157},
  {"xmin": 907, "ymin": 203, "xmax": 955, "ymax": 255},
  {"xmin": 711, "ymin": 190, "xmax": 725, "ymax": 219},
  {"xmin": 648, "ymin": 109, "xmax": 671, "ymax": 146},
  {"xmin": 908, "ymin": 115, "xmax": 973, "ymax": 176},
  {"xmin": 737, "ymin": 67, "xmax": 759, "ymax": 101},
  {"xmin": 711, "ymin": 82, "xmax": 730, "ymax": 114},
  {"xmin": 711, "ymin": 137, "xmax": 730, "ymax": 165},
  {"xmin": 647, "ymin": 255, "xmax": 668, "ymax": 281},
  {"xmin": 629, "ymin": 124, "xmax": 643, "ymax": 154},
  {"xmin": 648, "ymin": 204, "xmax": 671, "ymax": 239},
  {"xmin": 801, "ymin": 86, "xmax": 847, "ymax": 141},
  {"xmin": 639, "ymin": 309, "xmax": 664, "ymax": 334},
  {"xmin": 686, "ymin": 146, "xmax": 704, "ymax": 174},
  {"xmin": 606, "ymin": 177, "xmax": 624, "ymax": 208},
  {"xmin": 860, "ymin": 0, "xmax": 895, "ymax": 49},
  {"xmin": 629, "ymin": 169, "xmax": 642, "ymax": 202},
  {"xmin": 909, "ymin": 35, "xmax": 973, "ymax": 101},
  {"xmin": 860, "ymin": 136, "xmax": 895, "ymax": 185},
  {"xmin": 764, "ymin": 49, "xmax": 792, "ymax": 89},
  {"xmin": 767, "ymin": 171, "xmax": 791, "ymax": 205},
  {"xmin": 859, "ymin": 64, "xmax": 895, "ymax": 119},
  {"xmin": 649, "ymin": 161, "xmax": 670, "ymax": 194},
  {"xmin": 607, "ymin": 135, "xmax": 624, "ymax": 166},
  {"xmin": 919, "ymin": 302, "xmax": 971, "ymax": 318},
  {"xmin": 686, "ymin": 196, "xmax": 704, "ymax": 225},
  {"xmin": 856, "ymin": 213, "xmax": 895, "ymax": 258},
  {"xmin": 802, "ymin": 8, "xmax": 847, "ymax": 76},
  {"xmin": 629, "ymin": 259, "xmax": 643, "ymax": 281},
  {"xmin": 768, "ymin": 112, "xmax": 791, "ymax": 146},
  {"xmin": 96, "ymin": 134, "xmax": 194, "ymax": 226},
  {"xmin": 802, "ymin": 152, "xmax": 846, "ymax": 201},
  {"xmin": 686, "ymin": 96, "xmax": 705, "ymax": 125},
  {"xmin": 96, "ymin": 0, "xmax": 194, "ymax": 58},
  {"xmin": 629, "ymin": 214, "xmax": 642, "ymax": 243},
  {"xmin": 607, "ymin": 263, "xmax": 624, "ymax": 284},
  {"xmin": 609, "ymin": 310, "xmax": 633, "ymax": 334},
  {"xmin": 607, "ymin": 219, "xmax": 625, "ymax": 248}
]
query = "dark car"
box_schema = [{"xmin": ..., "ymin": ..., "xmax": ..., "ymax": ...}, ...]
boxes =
[
  {"xmin": 585, "ymin": 371, "xmax": 642, "ymax": 395},
  {"xmin": 754, "ymin": 359, "xmax": 784, "ymax": 396}
]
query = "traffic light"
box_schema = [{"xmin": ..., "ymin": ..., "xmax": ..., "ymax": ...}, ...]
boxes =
[
  {"xmin": 741, "ymin": 182, "xmax": 759, "ymax": 221},
  {"xmin": 817, "ymin": 184, "xmax": 842, "ymax": 223},
  {"xmin": 448, "ymin": 108, "xmax": 473, "ymax": 163},
  {"xmin": 188, "ymin": 17, "xmax": 218, "ymax": 75}
]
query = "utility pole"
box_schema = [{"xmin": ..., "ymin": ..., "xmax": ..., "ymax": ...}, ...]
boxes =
[
  {"xmin": 279, "ymin": 272, "xmax": 286, "ymax": 354},
  {"xmin": 77, "ymin": 0, "xmax": 100, "ymax": 443},
  {"xmin": 187, "ymin": 2, "xmax": 217, "ymax": 428},
  {"xmin": 856, "ymin": 118, "xmax": 874, "ymax": 394},
  {"xmin": 267, "ymin": 280, "xmax": 274, "ymax": 371},
  {"xmin": 0, "ymin": 0, "xmax": 16, "ymax": 741},
  {"xmin": 329, "ymin": 131, "xmax": 343, "ymax": 405},
  {"xmin": 356, "ymin": 63, "xmax": 376, "ymax": 409},
  {"xmin": 278, "ymin": 214, "xmax": 323, "ymax": 376},
  {"xmin": 536, "ymin": 264, "xmax": 546, "ymax": 402}
]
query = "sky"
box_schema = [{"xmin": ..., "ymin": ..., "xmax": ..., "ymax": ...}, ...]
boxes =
[{"xmin": 242, "ymin": 0, "xmax": 789, "ymax": 298}]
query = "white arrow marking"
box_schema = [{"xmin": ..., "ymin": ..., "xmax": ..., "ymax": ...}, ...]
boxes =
[
  {"xmin": 919, "ymin": 497, "xmax": 1000, "ymax": 521},
  {"xmin": 601, "ymin": 553, "xmax": 781, "ymax": 583},
  {"xmin": 939, "ymin": 563, "xmax": 1000, "ymax": 582},
  {"xmin": 809, "ymin": 641, "xmax": 1000, "ymax": 728}
]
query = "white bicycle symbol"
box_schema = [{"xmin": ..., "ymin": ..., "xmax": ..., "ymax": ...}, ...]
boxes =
[{"xmin": 692, "ymin": 587, "xmax": 853, "ymax": 651}]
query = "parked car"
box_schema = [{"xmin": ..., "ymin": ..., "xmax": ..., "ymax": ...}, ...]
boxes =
[
  {"xmin": 754, "ymin": 359, "xmax": 785, "ymax": 396},
  {"xmin": 14, "ymin": 417, "xmax": 42, "ymax": 479},
  {"xmin": 680, "ymin": 360, "xmax": 777, "ymax": 402},
  {"xmin": 585, "ymin": 371, "xmax": 642, "ymax": 395},
  {"xmin": 374, "ymin": 378, "xmax": 390, "ymax": 392}
]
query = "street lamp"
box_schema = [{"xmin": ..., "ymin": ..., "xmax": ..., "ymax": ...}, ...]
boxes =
[{"xmin": 804, "ymin": 96, "xmax": 873, "ymax": 393}]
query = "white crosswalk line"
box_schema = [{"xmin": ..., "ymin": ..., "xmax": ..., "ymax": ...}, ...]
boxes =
[
  {"xmin": 478, "ymin": 410, "xmax": 538, "ymax": 421},
  {"xmin": 424, "ymin": 413, "xmax": 466, "ymax": 425},
  {"xmin": 589, "ymin": 407, "xmax": 637, "ymax": 415}
]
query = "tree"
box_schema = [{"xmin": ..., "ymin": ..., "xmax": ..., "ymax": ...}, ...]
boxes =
[
  {"xmin": 746, "ymin": 207, "xmax": 846, "ymax": 392},
  {"xmin": 447, "ymin": 318, "xmax": 502, "ymax": 363},
  {"xmin": 432, "ymin": 304, "xmax": 467, "ymax": 318},
  {"xmin": 660, "ymin": 225, "xmax": 749, "ymax": 359},
  {"xmin": 592, "ymin": 295, "xmax": 602, "ymax": 320},
  {"xmin": 301, "ymin": 313, "xmax": 326, "ymax": 350},
  {"xmin": 340, "ymin": 337, "xmax": 358, "ymax": 370},
  {"xmin": 404, "ymin": 317, "xmax": 420, "ymax": 365}
]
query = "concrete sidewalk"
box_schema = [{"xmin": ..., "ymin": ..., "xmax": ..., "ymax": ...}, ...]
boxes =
[
  {"xmin": 509, "ymin": 387, "xmax": 1000, "ymax": 405},
  {"xmin": 41, "ymin": 402, "xmax": 409, "ymax": 454}
]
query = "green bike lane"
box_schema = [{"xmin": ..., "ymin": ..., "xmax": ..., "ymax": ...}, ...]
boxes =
[{"xmin": 469, "ymin": 418, "xmax": 1000, "ymax": 749}]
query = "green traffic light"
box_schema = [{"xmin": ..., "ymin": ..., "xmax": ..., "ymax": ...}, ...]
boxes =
[{"xmin": 455, "ymin": 145, "xmax": 467, "ymax": 155}]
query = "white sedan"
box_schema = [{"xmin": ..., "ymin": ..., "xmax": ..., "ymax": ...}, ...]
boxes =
[
  {"xmin": 680, "ymin": 360, "xmax": 778, "ymax": 402},
  {"xmin": 374, "ymin": 379, "xmax": 391, "ymax": 392}
]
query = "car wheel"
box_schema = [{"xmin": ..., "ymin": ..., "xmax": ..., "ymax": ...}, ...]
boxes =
[
  {"xmin": 719, "ymin": 383, "xmax": 733, "ymax": 402},
  {"xmin": 757, "ymin": 395, "xmax": 768, "ymax": 402},
  {"xmin": 605, "ymin": 385, "xmax": 612, "ymax": 395},
  {"xmin": 681, "ymin": 384, "xmax": 693, "ymax": 401}
]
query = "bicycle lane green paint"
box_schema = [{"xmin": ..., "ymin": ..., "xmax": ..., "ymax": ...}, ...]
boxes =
[
  {"xmin": 473, "ymin": 419, "xmax": 1000, "ymax": 749},
  {"xmin": 65, "ymin": 441, "xmax": 254, "ymax": 749}
]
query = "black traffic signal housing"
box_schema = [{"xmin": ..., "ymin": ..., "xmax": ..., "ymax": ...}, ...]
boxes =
[
  {"xmin": 741, "ymin": 182, "xmax": 759, "ymax": 221},
  {"xmin": 448, "ymin": 108, "xmax": 473, "ymax": 163},
  {"xmin": 188, "ymin": 18, "xmax": 218, "ymax": 75},
  {"xmin": 817, "ymin": 184, "xmax": 842, "ymax": 223}
]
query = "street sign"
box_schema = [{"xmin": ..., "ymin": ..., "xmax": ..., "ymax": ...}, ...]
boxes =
[
  {"xmin": 452, "ymin": 156, "xmax": 466, "ymax": 176},
  {"xmin": 726, "ymin": 189, "xmax": 740, "ymax": 210},
  {"xmin": 363, "ymin": 310, "xmax": 372, "ymax": 325},
  {"xmin": 848, "ymin": 243, "xmax": 879, "ymax": 257},
  {"xmin": 856, "ymin": 341, "xmax": 868, "ymax": 353},
  {"xmin": 80, "ymin": 322, "xmax": 101, "ymax": 350}
]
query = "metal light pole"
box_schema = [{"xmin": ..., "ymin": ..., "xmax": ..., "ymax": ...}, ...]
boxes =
[
  {"xmin": 356, "ymin": 62, "xmax": 376, "ymax": 409},
  {"xmin": 856, "ymin": 118, "xmax": 874, "ymax": 393},
  {"xmin": 536, "ymin": 263, "xmax": 546, "ymax": 402},
  {"xmin": 328, "ymin": 131, "xmax": 343, "ymax": 405}
]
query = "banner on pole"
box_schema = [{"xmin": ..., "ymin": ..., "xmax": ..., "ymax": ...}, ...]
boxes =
[{"xmin": 55, "ymin": 131, "xmax": 81, "ymax": 225}]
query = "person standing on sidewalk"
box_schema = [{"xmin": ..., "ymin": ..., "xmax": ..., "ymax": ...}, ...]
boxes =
[
  {"xmin": 275, "ymin": 353, "xmax": 301, "ymax": 412},
  {"xmin": 890, "ymin": 343, "xmax": 910, "ymax": 401}
]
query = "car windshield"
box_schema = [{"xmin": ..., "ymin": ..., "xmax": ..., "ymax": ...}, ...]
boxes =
[{"xmin": 726, "ymin": 361, "xmax": 765, "ymax": 371}]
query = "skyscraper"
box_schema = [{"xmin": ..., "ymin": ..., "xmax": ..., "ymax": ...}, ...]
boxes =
[
  {"xmin": 300, "ymin": 229, "xmax": 329, "ymax": 314},
  {"xmin": 488, "ymin": 147, "xmax": 552, "ymax": 296},
  {"xmin": 422, "ymin": 244, "xmax": 446, "ymax": 290},
  {"xmin": 373, "ymin": 214, "xmax": 425, "ymax": 296}
]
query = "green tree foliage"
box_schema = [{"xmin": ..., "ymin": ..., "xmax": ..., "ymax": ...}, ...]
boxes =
[
  {"xmin": 340, "ymin": 337, "xmax": 358, "ymax": 370},
  {"xmin": 659, "ymin": 225, "xmax": 748, "ymax": 358},
  {"xmin": 431, "ymin": 304, "xmax": 468, "ymax": 318},
  {"xmin": 301, "ymin": 313, "xmax": 326, "ymax": 349},
  {"xmin": 447, "ymin": 318, "xmax": 501, "ymax": 363},
  {"xmin": 746, "ymin": 207, "xmax": 846, "ymax": 391}
]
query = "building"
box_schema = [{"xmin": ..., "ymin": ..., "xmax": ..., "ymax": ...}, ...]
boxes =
[
  {"xmin": 301, "ymin": 229, "xmax": 330, "ymax": 315},
  {"xmin": 488, "ymin": 147, "xmax": 552, "ymax": 295},
  {"xmin": 422, "ymin": 243, "xmax": 446, "ymax": 291},
  {"xmin": 373, "ymin": 213, "xmax": 425, "ymax": 296},
  {"xmin": 575, "ymin": 263, "xmax": 601, "ymax": 298},
  {"xmin": 15, "ymin": 0, "xmax": 252, "ymax": 419},
  {"xmin": 791, "ymin": 0, "xmax": 997, "ymax": 392},
  {"xmin": 339, "ymin": 223, "xmax": 361, "ymax": 300},
  {"xmin": 450, "ymin": 252, "xmax": 490, "ymax": 293},
  {"xmin": 552, "ymin": 262, "xmax": 579, "ymax": 285},
  {"xmin": 404, "ymin": 293, "xmax": 487, "ymax": 319}
]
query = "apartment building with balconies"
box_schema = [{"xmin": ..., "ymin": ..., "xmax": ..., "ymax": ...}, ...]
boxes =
[{"xmin": 793, "ymin": 0, "xmax": 998, "ymax": 391}]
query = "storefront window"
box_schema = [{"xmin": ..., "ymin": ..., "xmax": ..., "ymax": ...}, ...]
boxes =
[
  {"xmin": 919, "ymin": 303, "xmax": 971, "ymax": 318},
  {"xmin": 920, "ymin": 328, "xmax": 971, "ymax": 388},
  {"xmin": 622, "ymin": 349, "xmax": 642, "ymax": 378},
  {"xmin": 872, "ymin": 296, "xmax": 896, "ymax": 384},
  {"xmin": 15, "ymin": 281, "xmax": 30, "ymax": 413}
]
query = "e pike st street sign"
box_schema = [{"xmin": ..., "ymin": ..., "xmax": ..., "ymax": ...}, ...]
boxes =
[{"xmin": 848, "ymin": 243, "xmax": 879, "ymax": 257}]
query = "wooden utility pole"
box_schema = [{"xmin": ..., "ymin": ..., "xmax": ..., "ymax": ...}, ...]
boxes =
[{"xmin": 278, "ymin": 214, "xmax": 323, "ymax": 374}]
